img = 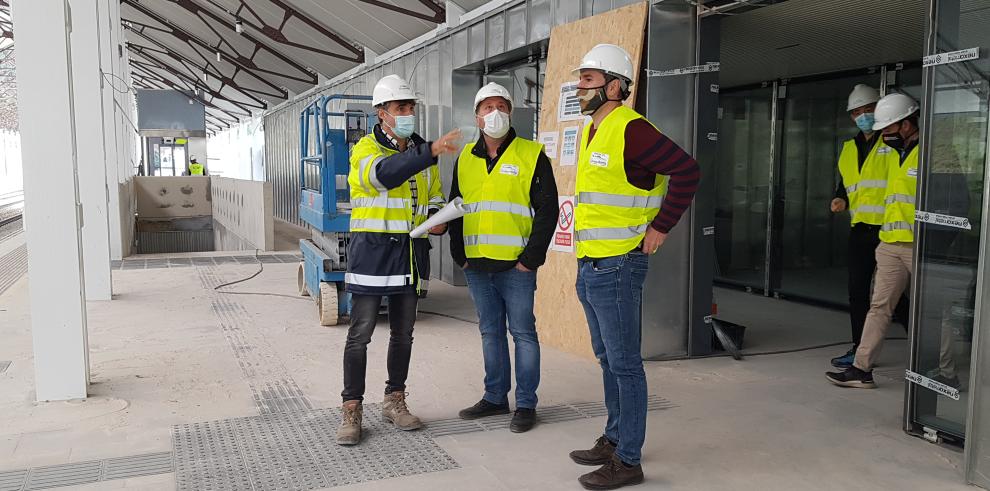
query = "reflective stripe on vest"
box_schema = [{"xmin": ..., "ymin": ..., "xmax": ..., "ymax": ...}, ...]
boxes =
[
  {"xmin": 574, "ymin": 106, "xmax": 668, "ymax": 258},
  {"xmin": 577, "ymin": 192, "xmax": 663, "ymax": 209},
  {"xmin": 885, "ymin": 193, "xmax": 915, "ymax": 205},
  {"xmin": 457, "ymin": 137, "xmax": 541, "ymax": 261},
  {"xmin": 845, "ymin": 179, "xmax": 888, "ymax": 194},
  {"xmin": 837, "ymin": 138, "xmax": 889, "ymax": 226},
  {"xmin": 462, "ymin": 200, "xmax": 534, "ymax": 218},
  {"xmin": 878, "ymin": 145, "xmax": 919, "ymax": 244},
  {"xmin": 463, "ymin": 234, "xmax": 529, "ymax": 247},
  {"xmin": 351, "ymin": 196, "xmax": 409, "ymax": 209},
  {"xmin": 345, "ymin": 272, "xmax": 413, "ymax": 287},
  {"xmin": 851, "ymin": 204, "xmax": 886, "ymax": 215},
  {"xmin": 575, "ymin": 224, "xmax": 648, "ymax": 242},
  {"xmin": 349, "ymin": 218, "xmax": 411, "ymax": 232}
]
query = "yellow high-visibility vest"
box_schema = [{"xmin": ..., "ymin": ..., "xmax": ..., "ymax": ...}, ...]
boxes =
[
  {"xmin": 837, "ymin": 137, "xmax": 889, "ymax": 226},
  {"xmin": 457, "ymin": 137, "xmax": 542, "ymax": 260},
  {"xmin": 574, "ymin": 106, "xmax": 668, "ymax": 258},
  {"xmin": 879, "ymin": 145, "xmax": 919, "ymax": 244},
  {"xmin": 348, "ymin": 135, "xmax": 440, "ymax": 233}
]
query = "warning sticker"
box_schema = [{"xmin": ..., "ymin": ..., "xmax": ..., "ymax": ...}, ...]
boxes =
[
  {"xmin": 558, "ymin": 81, "xmax": 583, "ymax": 122},
  {"xmin": 905, "ymin": 370, "xmax": 960, "ymax": 400},
  {"xmin": 923, "ymin": 47, "xmax": 980, "ymax": 68},
  {"xmin": 551, "ymin": 196, "xmax": 575, "ymax": 253},
  {"xmin": 915, "ymin": 210, "xmax": 972, "ymax": 230},
  {"xmin": 645, "ymin": 62, "xmax": 720, "ymax": 78}
]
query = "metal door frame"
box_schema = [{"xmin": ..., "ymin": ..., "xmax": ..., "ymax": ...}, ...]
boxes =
[{"xmin": 963, "ymin": 75, "xmax": 990, "ymax": 487}]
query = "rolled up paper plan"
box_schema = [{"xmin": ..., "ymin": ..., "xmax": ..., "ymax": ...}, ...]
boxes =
[{"xmin": 409, "ymin": 197, "xmax": 466, "ymax": 238}]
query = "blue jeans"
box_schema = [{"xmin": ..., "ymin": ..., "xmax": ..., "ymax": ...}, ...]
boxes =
[
  {"xmin": 576, "ymin": 251, "xmax": 650, "ymax": 465},
  {"xmin": 464, "ymin": 267, "xmax": 541, "ymax": 409}
]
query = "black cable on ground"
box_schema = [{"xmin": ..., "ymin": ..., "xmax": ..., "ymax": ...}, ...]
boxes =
[
  {"xmin": 211, "ymin": 250, "xmax": 312, "ymax": 302},
  {"xmin": 418, "ymin": 310, "xmax": 478, "ymax": 325},
  {"xmin": 213, "ymin": 249, "xmax": 265, "ymax": 290}
]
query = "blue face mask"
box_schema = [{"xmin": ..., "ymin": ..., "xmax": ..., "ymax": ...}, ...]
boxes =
[
  {"xmin": 854, "ymin": 113, "xmax": 875, "ymax": 133},
  {"xmin": 386, "ymin": 112, "xmax": 416, "ymax": 139}
]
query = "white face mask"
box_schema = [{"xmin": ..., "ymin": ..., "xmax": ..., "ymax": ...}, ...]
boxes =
[{"xmin": 481, "ymin": 110, "xmax": 510, "ymax": 139}]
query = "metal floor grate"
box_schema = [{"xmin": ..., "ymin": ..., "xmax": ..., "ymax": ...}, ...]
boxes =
[
  {"xmin": 0, "ymin": 452, "xmax": 173, "ymax": 491},
  {"xmin": 173, "ymin": 405, "xmax": 457, "ymax": 491},
  {"xmin": 425, "ymin": 394, "xmax": 677, "ymax": 437},
  {"xmin": 0, "ymin": 393, "xmax": 678, "ymax": 491}
]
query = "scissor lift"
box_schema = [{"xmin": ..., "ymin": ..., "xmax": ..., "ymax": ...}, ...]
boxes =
[{"xmin": 297, "ymin": 94, "xmax": 376, "ymax": 326}]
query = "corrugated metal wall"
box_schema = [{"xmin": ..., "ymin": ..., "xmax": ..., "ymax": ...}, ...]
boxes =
[{"xmin": 262, "ymin": 0, "xmax": 643, "ymax": 279}]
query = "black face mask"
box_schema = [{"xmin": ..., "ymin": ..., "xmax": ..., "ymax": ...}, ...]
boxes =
[
  {"xmin": 576, "ymin": 77, "xmax": 625, "ymax": 116},
  {"xmin": 883, "ymin": 132, "xmax": 904, "ymax": 150},
  {"xmin": 576, "ymin": 84, "xmax": 609, "ymax": 116}
]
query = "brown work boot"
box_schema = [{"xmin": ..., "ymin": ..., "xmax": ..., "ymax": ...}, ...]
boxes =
[
  {"xmin": 578, "ymin": 454, "xmax": 644, "ymax": 490},
  {"xmin": 336, "ymin": 400, "xmax": 362, "ymax": 446},
  {"xmin": 382, "ymin": 391, "xmax": 423, "ymax": 430},
  {"xmin": 570, "ymin": 435, "xmax": 617, "ymax": 466}
]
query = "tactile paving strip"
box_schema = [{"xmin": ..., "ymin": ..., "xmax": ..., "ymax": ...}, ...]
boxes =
[
  {"xmin": 172, "ymin": 405, "xmax": 458, "ymax": 491},
  {"xmin": 0, "ymin": 244, "xmax": 27, "ymax": 296},
  {"xmin": 197, "ymin": 266, "xmax": 314, "ymax": 414},
  {"xmin": 0, "ymin": 452, "xmax": 173, "ymax": 491},
  {"xmin": 426, "ymin": 394, "xmax": 677, "ymax": 437},
  {"xmin": 114, "ymin": 253, "xmax": 301, "ymax": 270},
  {"xmin": 0, "ymin": 217, "xmax": 22, "ymax": 243}
]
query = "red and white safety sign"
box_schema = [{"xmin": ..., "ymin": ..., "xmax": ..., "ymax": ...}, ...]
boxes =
[{"xmin": 552, "ymin": 195, "xmax": 575, "ymax": 253}]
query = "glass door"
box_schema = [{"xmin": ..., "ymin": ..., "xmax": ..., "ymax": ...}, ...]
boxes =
[
  {"xmin": 908, "ymin": 0, "xmax": 990, "ymax": 441},
  {"xmin": 775, "ymin": 73, "xmax": 884, "ymax": 305},
  {"xmin": 714, "ymin": 84, "xmax": 776, "ymax": 292}
]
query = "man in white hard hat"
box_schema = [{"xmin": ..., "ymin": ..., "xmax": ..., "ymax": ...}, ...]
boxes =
[
  {"xmin": 827, "ymin": 84, "xmax": 895, "ymax": 369},
  {"xmin": 448, "ymin": 82, "xmax": 558, "ymax": 433},
  {"xmin": 827, "ymin": 92, "xmax": 920, "ymax": 389},
  {"xmin": 187, "ymin": 156, "xmax": 206, "ymax": 176},
  {"xmin": 568, "ymin": 44, "xmax": 699, "ymax": 490},
  {"xmin": 336, "ymin": 74, "xmax": 461, "ymax": 445}
]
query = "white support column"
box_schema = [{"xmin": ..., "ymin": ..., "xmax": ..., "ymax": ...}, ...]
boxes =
[
  {"xmin": 97, "ymin": 0, "xmax": 125, "ymax": 260},
  {"xmin": 13, "ymin": 0, "xmax": 90, "ymax": 401},
  {"xmin": 71, "ymin": 0, "xmax": 113, "ymax": 300}
]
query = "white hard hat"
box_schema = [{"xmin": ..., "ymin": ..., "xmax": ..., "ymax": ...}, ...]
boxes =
[
  {"xmin": 847, "ymin": 84, "xmax": 880, "ymax": 111},
  {"xmin": 474, "ymin": 82, "xmax": 513, "ymax": 111},
  {"xmin": 872, "ymin": 93, "xmax": 920, "ymax": 131},
  {"xmin": 372, "ymin": 74, "xmax": 418, "ymax": 106},
  {"xmin": 572, "ymin": 44, "xmax": 634, "ymax": 82}
]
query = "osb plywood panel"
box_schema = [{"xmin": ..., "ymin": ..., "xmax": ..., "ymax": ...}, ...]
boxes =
[{"xmin": 535, "ymin": 2, "xmax": 649, "ymax": 360}]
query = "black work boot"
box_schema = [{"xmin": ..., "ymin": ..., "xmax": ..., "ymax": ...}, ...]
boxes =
[
  {"xmin": 570, "ymin": 435, "xmax": 617, "ymax": 466},
  {"xmin": 578, "ymin": 454, "xmax": 644, "ymax": 490},
  {"xmin": 458, "ymin": 399, "xmax": 510, "ymax": 420},
  {"xmin": 510, "ymin": 408, "xmax": 537, "ymax": 433}
]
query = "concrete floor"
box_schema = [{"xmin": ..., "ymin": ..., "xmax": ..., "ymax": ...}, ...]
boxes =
[{"xmin": 0, "ymin": 257, "xmax": 973, "ymax": 490}]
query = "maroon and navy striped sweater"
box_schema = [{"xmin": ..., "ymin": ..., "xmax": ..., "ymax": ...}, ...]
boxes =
[{"xmin": 587, "ymin": 118, "xmax": 700, "ymax": 234}]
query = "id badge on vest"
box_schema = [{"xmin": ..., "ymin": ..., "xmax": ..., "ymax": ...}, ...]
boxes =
[
  {"xmin": 499, "ymin": 163, "xmax": 520, "ymax": 176},
  {"xmin": 590, "ymin": 152, "xmax": 610, "ymax": 168}
]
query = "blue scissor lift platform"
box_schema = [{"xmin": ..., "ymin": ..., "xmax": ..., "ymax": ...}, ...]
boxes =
[{"xmin": 296, "ymin": 94, "xmax": 376, "ymax": 326}]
